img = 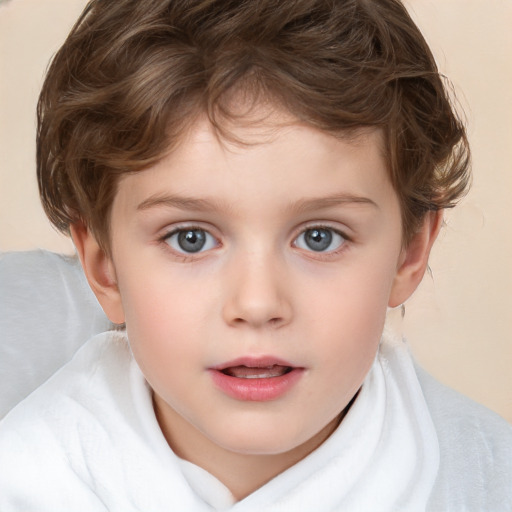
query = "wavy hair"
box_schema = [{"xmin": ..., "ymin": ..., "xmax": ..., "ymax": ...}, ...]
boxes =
[{"xmin": 37, "ymin": 0, "xmax": 470, "ymax": 252}]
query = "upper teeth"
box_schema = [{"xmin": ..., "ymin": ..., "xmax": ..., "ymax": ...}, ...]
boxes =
[
  {"xmin": 243, "ymin": 371, "xmax": 280, "ymax": 379},
  {"xmin": 223, "ymin": 365, "xmax": 290, "ymax": 379}
]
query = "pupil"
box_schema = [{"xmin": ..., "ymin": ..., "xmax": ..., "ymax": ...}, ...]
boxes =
[
  {"xmin": 305, "ymin": 228, "xmax": 332, "ymax": 251},
  {"xmin": 178, "ymin": 230, "xmax": 206, "ymax": 253}
]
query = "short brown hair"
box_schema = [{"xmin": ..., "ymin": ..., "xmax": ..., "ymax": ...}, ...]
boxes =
[{"xmin": 37, "ymin": 0, "xmax": 470, "ymax": 252}]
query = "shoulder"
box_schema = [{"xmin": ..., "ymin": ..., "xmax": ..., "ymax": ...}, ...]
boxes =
[
  {"xmin": 0, "ymin": 330, "xmax": 133, "ymax": 434},
  {"xmin": 415, "ymin": 365, "xmax": 512, "ymax": 511},
  {"xmin": 0, "ymin": 330, "xmax": 190, "ymax": 510},
  {"xmin": 0, "ymin": 331, "xmax": 137, "ymax": 510}
]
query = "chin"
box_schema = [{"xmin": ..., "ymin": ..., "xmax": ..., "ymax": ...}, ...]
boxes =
[
  {"xmin": 214, "ymin": 431, "xmax": 292, "ymax": 455},
  {"xmin": 210, "ymin": 418, "xmax": 330, "ymax": 458}
]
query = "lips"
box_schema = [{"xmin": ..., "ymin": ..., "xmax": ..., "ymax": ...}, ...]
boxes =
[{"xmin": 209, "ymin": 357, "xmax": 304, "ymax": 401}]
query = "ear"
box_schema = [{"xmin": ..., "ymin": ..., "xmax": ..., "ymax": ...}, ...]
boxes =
[
  {"xmin": 70, "ymin": 223, "xmax": 125, "ymax": 324},
  {"xmin": 388, "ymin": 210, "xmax": 443, "ymax": 307}
]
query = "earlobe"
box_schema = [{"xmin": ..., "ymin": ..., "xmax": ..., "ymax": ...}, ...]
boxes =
[
  {"xmin": 388, "ymin": 211, "xmax": 443, "ymax": 308},
  {"xmin": 70, "ymin": 223, "xmax": 126, "ymax": 324}
]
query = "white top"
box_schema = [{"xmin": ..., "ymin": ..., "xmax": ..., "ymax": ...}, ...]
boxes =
[{"xmin": 0, "ymin": 330, "xmax": 511, "ymax": 511}]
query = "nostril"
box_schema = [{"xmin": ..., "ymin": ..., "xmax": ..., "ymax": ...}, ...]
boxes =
[{"xmin": 230, "ymin": 316, "xmax": 285, "ymax": 328}]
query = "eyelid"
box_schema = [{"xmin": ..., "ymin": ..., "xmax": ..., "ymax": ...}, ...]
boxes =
[
  {"xmin": 293, "ymin": 222, "xmax": 351, "ymax": 241},
  {"xmin": 159, "ymin": 221, "xmax": 219, "ymax": 239}
]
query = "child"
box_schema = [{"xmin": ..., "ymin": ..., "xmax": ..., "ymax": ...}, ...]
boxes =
[{"xmin": 1, "ymin": 0, "xmax": 511, "ymax": 510}]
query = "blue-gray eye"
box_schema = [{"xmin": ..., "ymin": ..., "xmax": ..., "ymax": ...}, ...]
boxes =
[
  {"xmin": 166, "ymin": 229, "xmax": 217, "ymax": 254},
  {"xmin": 295, "ymin": 227, "xmax": 345, "ymax": 252}
]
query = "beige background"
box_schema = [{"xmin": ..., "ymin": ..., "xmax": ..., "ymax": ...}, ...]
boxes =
[{"xmin": 0, "ymin": 0, "xmax": 511, "ymax": 423}]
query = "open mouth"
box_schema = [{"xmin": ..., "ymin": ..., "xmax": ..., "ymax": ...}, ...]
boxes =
[
  {"xmin": 209, "ymin": 358, "xmax": 304, "ymax": 401},
  {"xmin": 221, "ymin": 365, "xmax": 293, "ymax": 379}
]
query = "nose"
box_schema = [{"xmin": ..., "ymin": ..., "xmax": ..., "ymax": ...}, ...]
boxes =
[{"xmin": 222, "ymin": 251, "xmax": 293, "ymax": 329}]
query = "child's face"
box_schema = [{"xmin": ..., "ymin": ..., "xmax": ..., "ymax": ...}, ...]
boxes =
[{"xmin": 88, "ymin": 109, "xmax": 428, "ymax": 466}]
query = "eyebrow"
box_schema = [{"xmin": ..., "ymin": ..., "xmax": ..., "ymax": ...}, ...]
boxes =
[
  {"xmin": 289, "ymin": 193, "xmax": 379, "ymax": 214},
  {"xmin": 136, "ymin": 192, "xmax": 378, "ymax": 213},
  {"xmin": 137, "ymin": 194, "xmax": 229, "ymax": 212}
]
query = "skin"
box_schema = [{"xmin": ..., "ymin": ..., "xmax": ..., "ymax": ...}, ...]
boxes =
[{"xmin": 72, "ymin": 109, "xmax": 441, "ymax": 500}]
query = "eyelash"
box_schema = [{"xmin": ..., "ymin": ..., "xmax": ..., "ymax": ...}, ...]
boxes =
[{"xmin": 158, "ymin": 224, "xmax": 351, "ymax": 260}]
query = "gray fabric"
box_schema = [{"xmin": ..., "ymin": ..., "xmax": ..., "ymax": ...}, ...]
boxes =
[
  {"xmin": 416, "ymin": 365, "xmax": 512, "ymax": 511},
  {"xmin": 0, "ymin": 250, "xmax": 111, "ymax": 418}
]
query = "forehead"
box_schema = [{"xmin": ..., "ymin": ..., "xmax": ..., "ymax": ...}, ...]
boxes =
[{"xmin": 113, "ymin": 108, "xmax": 393, "ymax": 219}]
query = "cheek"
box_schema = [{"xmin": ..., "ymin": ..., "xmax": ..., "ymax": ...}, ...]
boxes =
[
  {"xmin": 118, "ymin": 250, "xmax": 210, "ymax": 326},
  {"xmin": 304, "ymin": 256, "xmax": 397, "ymax": 378},
  {"xmin": 309, "ymin": 254, "xmax": 396, "ymax": 331},
  {"xmin": 115, "ymin": 262, "xmax": 214, "ymax": 376}
]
